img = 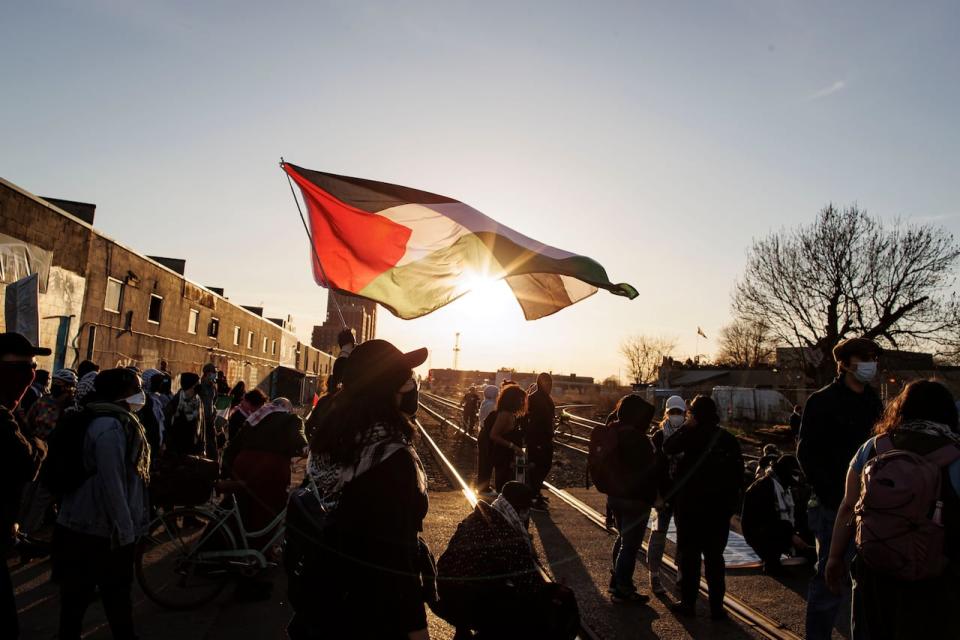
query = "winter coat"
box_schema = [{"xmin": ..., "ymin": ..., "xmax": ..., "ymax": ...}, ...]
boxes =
[
  {"xmin": 797, "ymin": 376, "xmax": 883, "ymax": 510},
  {"xmin": 663, "ymin": 423, "xmax": 743, "ymax": 517},
  {"xmin": 525, "ymin": 389, "xmax": 555, "ymax": 449}
]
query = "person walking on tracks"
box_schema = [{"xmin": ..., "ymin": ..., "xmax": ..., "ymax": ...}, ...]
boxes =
[
  {"xmin": 825, "ymin": 380, "xmax": 960, "ymax": 639},
  {"xmin": 663, "ymin": 395, "xmax": 743, "ymax": 620},
  {"xmin": 648, "ymin": 394, "xmax": 686, "ymax": 595},
  {"xmin": 525, "ymin": 373, "xmax": 555, "ymax": 511},
  {"xmin": 50, "ymin": 368, "xmax": 150, "ymax": 640},
  {"xmin": 433, "ymin": 481, "xmax": 580, "ymax": 639},
  {"xmin": 590, "ymin": 394, "xmax": 659, "ymax": 604},
  {"xmin": 797, "ymin": 337, "xmax": 883, "ymax": 639},
  {"xmin": 489, "ymin": 385, "xmax": 527, "ymax": 492},
  {"xmin": 288, "ymin": 339, "xmax": 431, "ymax": 640},
  {"xmin": 461, "ymin": 386, "xmax": 480, "ymax": 433}
]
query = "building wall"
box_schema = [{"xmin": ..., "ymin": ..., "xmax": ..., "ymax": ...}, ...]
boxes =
[{"xmin": 1, "ymin": 177, "xmax": 330, "ymax": 400}]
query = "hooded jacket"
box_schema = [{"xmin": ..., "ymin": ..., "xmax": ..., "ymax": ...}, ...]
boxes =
[{"xmin": 478, "ymin": 385, "xmax": 498, "ymax": 427}]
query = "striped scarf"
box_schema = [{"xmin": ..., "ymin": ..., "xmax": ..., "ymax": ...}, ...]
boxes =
[{"xmin": 306, "ymin": 422, "xmax": 426, "ymax": 504}]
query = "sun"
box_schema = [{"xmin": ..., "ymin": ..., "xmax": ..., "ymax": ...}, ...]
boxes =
[{"xmin": 455, "ymin": 271, "xmax": 515, "ymax": 318}]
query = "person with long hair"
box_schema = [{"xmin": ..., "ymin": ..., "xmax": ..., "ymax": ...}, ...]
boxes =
[
  {"xmin": 228, "ymin": 380, "xmax": 246, "ymax": 408},
  {"xmin": 663, "ymin": 395, "xmax": 743, "ymax": 620},
  {"xmin": 288, "ymin": 339, "xmax": 430, "ymax": 640},
  {"xmin": 489, "ymin": 385, "xmax": 527, "ymax": 492},
  {"xmin": 825, "ymin": 380, "xmax": 960, "ymax": 639}
]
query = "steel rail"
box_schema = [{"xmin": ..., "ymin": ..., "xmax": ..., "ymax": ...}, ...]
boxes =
[
  {"xmin": 418, "ymin": 400, "xmax": 801, "ymax": 640},
  {"xmin": 422, "ymin": 392, "xmax": 591, "ymax": 454}
]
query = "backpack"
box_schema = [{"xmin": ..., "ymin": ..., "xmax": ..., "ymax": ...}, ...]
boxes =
[
  {"xmin": 40, "ymin": 406, "xmax": 127, "ymax": 496},
  {"xmin": 588, "ymin": 421, "xmax": 624, "ymax": 495},
  {"xmin": 854, "ymin": 434, "xmax": 960, "ymax": 581}
]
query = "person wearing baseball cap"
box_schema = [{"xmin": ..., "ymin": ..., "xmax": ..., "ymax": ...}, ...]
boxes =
[
  {"xmin": 797, "ymin": 336, "xmax": 884, "ymax": 639},
  {"xmin": 291, "ymin": 339, "xmax": 429, "ymax": 640},
  {"xmin": 0, "ymin": 333, "xmax": 49, "ymax": 639}
]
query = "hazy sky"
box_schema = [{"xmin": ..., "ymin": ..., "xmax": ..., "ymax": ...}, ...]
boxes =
[{"xmin": 3, "ymin": 1, "xmax": 959, "ymax": 380}]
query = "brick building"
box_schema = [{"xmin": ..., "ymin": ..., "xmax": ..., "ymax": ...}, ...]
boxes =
[
  {"xmin": 0, "ymin": 177, "xmax": 333, "ymax": 403},
  {"xmin": 311, "ymin": 291, "xmax": 377, "ymax": 354}
]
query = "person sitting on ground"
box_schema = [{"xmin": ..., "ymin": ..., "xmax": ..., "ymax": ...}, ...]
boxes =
[
  {"xmin": 434, "ymin": 481, "xmax": 580, "ymax": 640},
  {"xmin": 54, "ymin": 367, "xmax": 150, "ymax": 640},
  {"xmin": 754, "ymin": 444, "xmax": 782, "ymax": 481},
  {"xmin": 825, "ymin": 379, "xmax": 960, "ymax": 639},
  {"xmin": 221, "ymin": 396, "xmax": 307, "ymax": 535},
  {"xmin": 663, "ymin": 395, "xmax": 744, "ymax": 620},
  {"xmin": 648, "ymin": 394, "xmax": 686, "ymax": 595},
  {"xmin": 489, "ymin": 385, "xmax": 527, "ymax": 492},
  {"xmin": 289, "ymin": 339, "xmax": 430, "ymax": 640},
  {"xmin": 741, "ymin": 454, "xmax": 811, "ymax": 575},
  {"xmin": 591, "ymin": 394, "xmax": 659, "ymax": 604},
  {"xmin": 163, "ymin": 372, "xmax": 206, "ymax": 456}
]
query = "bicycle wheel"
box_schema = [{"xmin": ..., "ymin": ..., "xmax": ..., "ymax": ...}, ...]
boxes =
[{"xmin": 135, "ymin": 507, "xmax": 236, "ymax": 610}]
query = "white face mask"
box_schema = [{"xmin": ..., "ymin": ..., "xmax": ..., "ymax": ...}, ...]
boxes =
[
  {"xmin": 668, "ymin": 415, "xmax": 685, "ymax": 428},
  {"xmin": 852, "ymin": 362, "xmax": 878, "ymax": 383},
  {"xmin": 125, "ymin": 391, "xmax": 146, "ymax": 412}
]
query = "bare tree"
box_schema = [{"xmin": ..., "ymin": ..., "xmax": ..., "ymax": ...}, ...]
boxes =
[
  {"xmin": 716, "ymin": 318, "xmax": 776, "ymax": 367},
  {"xmin": 620, "ymin": 335, "xmax": 677, "ymax": 384},
  {"xmin": 732, "ymin": 204, "xmax": 960, "ymax": 382}
]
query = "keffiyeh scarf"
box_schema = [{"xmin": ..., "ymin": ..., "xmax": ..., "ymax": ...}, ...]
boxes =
[{"xmin": 306, "ymin": 422, "xmax": 426, "ymax": 504}]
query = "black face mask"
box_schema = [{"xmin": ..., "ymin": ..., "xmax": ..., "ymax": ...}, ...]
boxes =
[{"xmin": 397, "ymin": 377, "xmax": 419, "ymax": 418}]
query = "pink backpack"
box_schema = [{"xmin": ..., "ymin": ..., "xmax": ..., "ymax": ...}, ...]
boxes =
[{"xmin": 854, "ymin": 435, "xmax": 960, "ymax": 581}]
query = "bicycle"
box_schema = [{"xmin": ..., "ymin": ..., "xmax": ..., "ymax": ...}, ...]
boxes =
[{"xmin": 134, "ymin": 490, "xmax": 286, "ymax": 610}]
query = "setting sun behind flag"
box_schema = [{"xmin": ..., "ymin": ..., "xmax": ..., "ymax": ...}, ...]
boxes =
[{"xmin": 282, "ymin": 162, "xmax": 637, "ymax": 320}]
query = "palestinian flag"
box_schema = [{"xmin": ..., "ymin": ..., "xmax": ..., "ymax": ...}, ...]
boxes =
[{"xmin": 283, "ymin": 162, "xmax": 638, "ymax": 320}]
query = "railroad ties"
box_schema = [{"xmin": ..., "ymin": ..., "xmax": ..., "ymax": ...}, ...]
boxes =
[{"xmin": 416, "ymin": 392, "xmax": 806, "ymax": 640}]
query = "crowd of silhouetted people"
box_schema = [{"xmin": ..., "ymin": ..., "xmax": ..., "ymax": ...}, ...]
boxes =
[{"xmin": 3, "ymin": 328, "xmax": 959, "ymax": 640}]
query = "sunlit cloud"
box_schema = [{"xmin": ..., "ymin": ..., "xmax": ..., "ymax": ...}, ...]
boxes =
[{"xmin": 807, "ymin": 80, "xmax": 847, "ymax": 101}]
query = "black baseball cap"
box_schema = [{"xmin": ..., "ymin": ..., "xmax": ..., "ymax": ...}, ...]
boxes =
[
  {"xmin": 343, "ymin": 339, "xmax": 428, "ymax": 390},
  {"xmin": 0, "ymin": 332, "xmax": 51, "ymax": 357}
]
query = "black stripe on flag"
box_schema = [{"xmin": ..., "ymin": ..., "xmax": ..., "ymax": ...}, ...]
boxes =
[{"xmin": 287, "ymin": 164, "xmax": 458, "ymax": 214}]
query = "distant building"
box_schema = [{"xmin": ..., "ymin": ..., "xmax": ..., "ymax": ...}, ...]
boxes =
[
  {"xmin": 311, "ymin": 291, "xmax": 377, "ymax": 354},
  {"xmin": 427, "ymin": 367, "xmax": 596, "ymax": 395}
]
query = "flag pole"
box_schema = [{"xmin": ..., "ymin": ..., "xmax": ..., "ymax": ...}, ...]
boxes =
[{"xmin": 281, "ymin": 158, "xmax": 348, "ymax": 329}]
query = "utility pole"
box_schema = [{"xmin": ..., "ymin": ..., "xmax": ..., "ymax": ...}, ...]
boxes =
[{"xmin": 452, "ymin": 332, "xmax": 461, "ymax": 370}]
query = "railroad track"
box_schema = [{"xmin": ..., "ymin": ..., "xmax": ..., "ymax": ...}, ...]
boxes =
[
  {"xmin": 417, "ymin": 399, "xmax": 801, "ymax": 640},
  {"xmin": 413, "ymin": 418, "xmax": 603, "ymax": 640},
  {"xmin": 422, "ymin": 392, "xmax": 593, "ymax": 452}
]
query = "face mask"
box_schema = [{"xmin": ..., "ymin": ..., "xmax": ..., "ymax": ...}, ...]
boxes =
[
  {"xmin": 125, "ymin": 391, "xmax": 146, "ymax": 412},
  {"xmin": 851, "ymin": 362, "xmax": 877, "ymax": 383},
  {"xmin": 668, "ymin": 415, "xmax": 685, "ymax": 428},
  {"xmin": 396, "ymin": 377, "xmax": 419, "ymax": 418}
]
